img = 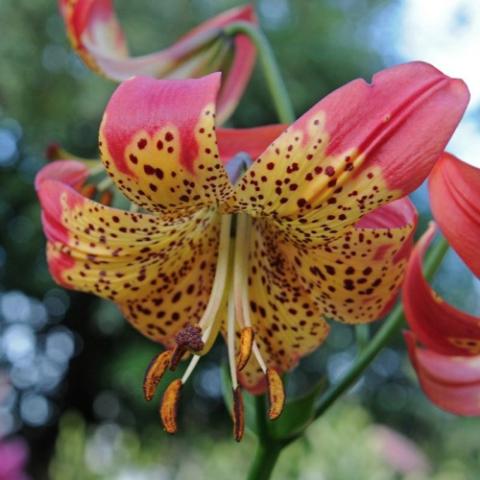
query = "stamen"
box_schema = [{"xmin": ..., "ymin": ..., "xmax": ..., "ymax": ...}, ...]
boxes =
[
  {"xmin": 99, "ymin": 190, "xmax": 113, "ymax": 206},
  {"xmin": 227, "ymin": 290, "xmax": 239, "ymax": 389},
  {"xmin": 97, "ymin": 176, "xmax": 113, "ymax": 192},
  {"xmin": 170, "ymin": 324, "xmax": 204, "ymax": 371},
  {"xmin": 198, "ymin": 214, "xmax": 232, "ymax": 330},
  {"xmin": 80, "ymin": 183, "xmax": 96, "ymax": 198},
  {"xmin": 233, "ymin": 386, "xmax": 245, "ymax": 442},
  {"xmin": 236, "ymin": 327, "xmax": 254, "ymax": 371},
  {"xmin": 160, "ymin": 379, "xmax": 182, "ymax": 434},
  {"xmin": 233, "ymin": 213, "xmax": 268, "ymax": 374},
  {"xmin": 181, "ymin": 321, "xmax": 217, "ymax": 384},
  {"xmin": 143, "ymin": 350, "xmax": 172, "ymax": 401},
  {"xmin": 266, "ymin": 368, "xmax": 285, "ymax": 420}
]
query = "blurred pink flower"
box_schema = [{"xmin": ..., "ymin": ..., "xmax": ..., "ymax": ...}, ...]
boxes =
[
  {"xmin": 369, "ymin": 425, "xmax": 431, "ymax": 475},
  {"xmin": 0, "ymin": 438, "xmax": 30, "ymax": 480}
]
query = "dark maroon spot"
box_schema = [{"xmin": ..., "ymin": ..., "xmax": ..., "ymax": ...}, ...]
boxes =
[{"xmin": 325, "ymin": 166, "xmax": 335, "ymax": 177}]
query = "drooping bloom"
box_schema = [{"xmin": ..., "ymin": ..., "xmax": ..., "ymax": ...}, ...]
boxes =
[
  {"xmin": 36, "ymin": 62, "xmax": 468, "ymax": 438},
  {"xmin": 58, "ymin": 0, "xmax": 256, "ymax": 123},
  {"xmin": 403, "ymin": 156, "xmax": 480, "ymax": 416}
]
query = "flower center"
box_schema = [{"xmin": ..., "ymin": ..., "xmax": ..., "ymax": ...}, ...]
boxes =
[{"xmin": 144, "ymin": 211, "xmax": 285, "ymax": 440}]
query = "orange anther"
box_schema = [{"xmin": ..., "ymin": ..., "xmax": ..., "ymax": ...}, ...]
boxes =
[
  {"xmin": 80, "ymin": 183, "xmax": 96, "ymax": 198},
  {"xmin": 233, "ymin": 386, "xmax": 245, "ymax": 442},
  {"xmin": 266, "ymin": 368, "xmax": 285, "ymax": 420},
  {"xmin": 160, "ymin": 379, "xmax": 182, "ymax": 434},
  {"xmin": 99, "ymin": 190, "xmax": 113, "ymax": 206},
  {"xmin": 236, "ymin": 327, "xmax": 254, "ymax": 371},
  {"xmin": 143, "ymin": 350, "xmax": 172, "ymax": 401}
]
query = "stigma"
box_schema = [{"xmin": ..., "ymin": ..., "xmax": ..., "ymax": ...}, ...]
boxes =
[{"xmin": 142, "ymin": 213, "xmax": 285, "ymax": 440}]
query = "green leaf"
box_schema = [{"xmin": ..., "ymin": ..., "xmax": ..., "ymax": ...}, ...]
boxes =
[{"xmin": 269, "ymin": 379, "xmax": 327, "ymax": 440}]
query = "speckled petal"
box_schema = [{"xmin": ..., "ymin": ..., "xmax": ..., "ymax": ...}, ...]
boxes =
[
  {"xmin": 238, "ymin": 218, "xmax": 330, "ymax": 392},
  {"xmin": 100, "ymin": 74, "xmax": 236, "ymax": 217},
  {"xmin": 291, "ymin": 198, "xmax": 418, "ymax": 324},
  {"xmin": 59, "ymin": 1, "xmax": 257, "ymax": 122},
  {"xmin": 403, "ymin": 225, "xmax": 480, "ymax": 355},
  {"xmin": 37, "ymin": 168, "xmax": 221, "ymax": 346},
  {"xmin": 235, "ymin": 62, "xmax": 469, "ymax": 245},
  {"xmin": 405, "ymin": 332, "xmax": 480, "ymax": 416},
  {"xmin": 429, "ymin": 153, "xmax": 480, "ymax": 277}
]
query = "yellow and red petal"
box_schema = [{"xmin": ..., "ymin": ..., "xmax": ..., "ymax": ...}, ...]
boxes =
[
  {"xmin": 429, "ymin": 153, "xmax": 480, "ymax": 278},
  {"xmin": 405, "ymin": 332, "xmax": 480, "ymax": 416},
  {"xmin": 100, "ymin": 74, "xmax": 236, "ymax": 217},
  {"xmin": 36, "ymin": 166, "xmax": 222, "ymax": 346},
  {"xmin": 235, "ymin": 62, "xmax": 469, "ymax": 245},
  {"xmin": 238, "ymin": 218, "xmax": 330, "ymax": 392},
  {"xmin": 403, "ymin": 225, "xmax": 480, "ymax": 355},
  {"xmin": 59, "ymin": 1, "xmax": 257, "ymax": 123},
  {"xmin": 285, "ymin": 198, "xmax": 418, "ymax": 324}
]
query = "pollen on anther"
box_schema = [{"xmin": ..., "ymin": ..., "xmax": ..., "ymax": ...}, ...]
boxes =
[
  {"xmin": 143, "ymin": 350, "xmax": 172, "ymax": 401},
  {"xmin": 233, "ymin": 386, "xmax": 245, "ymax": 442},
  {"xmin": 160, "ymin": 379, "xmax": 182, "ymax": 434},
  {"xmin": 266, "ymin": 368, "xmax": 285, "ymax": 420}
]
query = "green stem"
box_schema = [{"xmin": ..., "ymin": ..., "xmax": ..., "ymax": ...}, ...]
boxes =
[
  {"xmin": 247, "ymin": 395, "xmax": 285, "ymax": 480},
  {"xmin": 247, "ymin": 441, "xmax": 283, "ymax": 480},
  {"xmin": 314, "ymin": 235, "xmax": 449, "ymax": 419},
  {"xmin": 224, "ymin": 21, "xmax": 295, "ymax": 124}
]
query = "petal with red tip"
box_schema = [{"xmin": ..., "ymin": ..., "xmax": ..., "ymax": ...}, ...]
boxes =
[
  {"xmin": 403, "ymin": 225, "xmax": 480, "ymax": 355},
  {"xmin": 59, "ymin": 1, "xmax": 257, "ymax": 122},
  {"xmin": 100, "ymin": 74, "xmax": 236, "ymax": 217},
  {"xmin": 405, "ymin": 332, "xmax": 480, "ymax": 416},
  {"xmin": 35, "ymin": 160, "xmax": 89, "ymax": 191},
  {"xmin": 36, "ymin": 165, "xmax": 222, "ymax": 346},
  {"xmin": 235, "ymin": 62, "xmax": 469, "ymax": 245},
  {"xmin": 429, "ymin": 153, "xmax": 480, "ymax": 277}
]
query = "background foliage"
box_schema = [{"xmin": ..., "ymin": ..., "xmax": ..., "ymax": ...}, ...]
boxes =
[{"xmin": 0, "ymin": 0, "xmax": 479, "ymax": 478}]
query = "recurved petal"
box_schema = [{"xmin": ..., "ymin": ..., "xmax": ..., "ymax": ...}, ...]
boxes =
[
  {"xmin": 429, "ymin": 153, "xmax": 480, "ymax": 278},
  {"xmin": 59, "ymin": 0, "xmax": 128, "ymax": 72},
  {"xmin": 285, "ymin": 198, "xmax": 418, "ymax": 324},
  {"xmin": 35, "ymin": 160, "xmax": 89, "ymax": 191},
  {"xmin": 405, "ymin": 332, "xmax": 480, "ymax": 416},
  {"xmin": 235, "ymin": 62, "xmax": 469, "ymax": 245},
  {"xmin": 37, "ymin": 166, "xmax": 222, "ymax": 347},
  {"xmin": 60, "ymin": 1, "xmax": 256, "ymax": 123},
  {"xmin": 100, "ymin": 74, "xmax": 236, "ymax": 217},
  {"xmin": 403, "ymin": 225, "xmax": 480, "ymax": 356}
]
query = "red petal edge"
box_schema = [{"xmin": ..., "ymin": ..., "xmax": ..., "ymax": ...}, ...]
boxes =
[{"xmin": 429, "ymin": 153, "xmax": 480, "ymax": 277}]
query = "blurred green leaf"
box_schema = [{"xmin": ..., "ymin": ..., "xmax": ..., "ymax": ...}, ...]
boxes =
[{"xmin": 269, "ymin": 379, "xmax": 326, "ymax": 441}]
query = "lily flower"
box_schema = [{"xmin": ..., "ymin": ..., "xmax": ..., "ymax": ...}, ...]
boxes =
[
  {"xmin": 403, "ymin": 156, "xmax": 480, "ymax": 415},
  {"xmin": 58, "ymin": 0, "xmax": 257, "ymax": 123},
  {"xmin": 36, "ymin": 62, "xmax": 468, "ymax": 439}
]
